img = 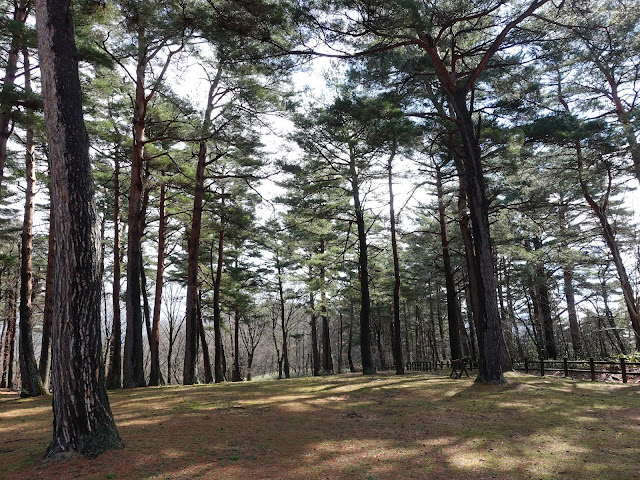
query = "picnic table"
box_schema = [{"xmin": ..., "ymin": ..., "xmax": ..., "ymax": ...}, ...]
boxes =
[{"xmin": 450, "ymin": 357, "xmax": 470, "ymax": 378}]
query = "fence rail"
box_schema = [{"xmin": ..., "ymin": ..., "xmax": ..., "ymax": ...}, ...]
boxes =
[
  {"xmin": 405, "ymin": 359, "xmax": 477, "ymax": 372},
  {"xmin": 513, "ymin": 357, "xmax": 640, "ymax": 383}
]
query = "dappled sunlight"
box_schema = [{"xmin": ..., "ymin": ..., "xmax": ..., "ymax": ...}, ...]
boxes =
[{"xmin": 2, "ymin": 372, "xmax": 640, "ymax": 480}]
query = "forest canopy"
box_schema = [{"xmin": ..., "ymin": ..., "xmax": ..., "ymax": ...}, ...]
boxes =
[{"xmin": 0, "ymin": 0, "xmax": 639, "ymax": 459}]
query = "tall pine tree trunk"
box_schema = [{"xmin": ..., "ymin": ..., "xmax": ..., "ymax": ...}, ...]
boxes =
[
  {"xmin": 106, "ymin": 156, "xmax": 122, "ymax": 389},
  {"xmin": 18, "ymin": 47, "xmax": 45, "ymax": 397},
  {"xmin": 123, "ymin": 35, "xmax": 148, "ymax": 388},
  {"xmin": 448, "ymin": 91, "xmax": 503, "ymax": 383},
  {"xmin": 436, "ymin": 165, "xmax": 463, "ymax": 361},
  {"xmin": 277, "ymin": 258, "xmax": 290, "ymax": 379},
  {"xmin": 18, "ymin": 69, "xmax": 45, "ymax": 397},
  {"xmin": 1, "ymin": 282, "xmax": 17, "ymax": 388},
  {"xmin": 149, "ymin": 180, "xmax": 166, "ymax": 386},
  {"xmin": 212, "ymin": 221, "xmax": 226, "ymax": 383},
  {"xmin": 39, "ymin": 190, "xmax": 55, "ymax": 389},
  {"xmin": 347, "ymin": 301, "xmax": 355, "ymax": 372},
  {"xmin": 577, "ymin": 141, "xmax": 640, "ymax": 350},
  {"xmin": 232, "ymin": 305, "xmax": 242, "ymax": 381},
  {"xmin": 309, "ymin": 291, "xmax": 320, "ymax": 376},
  {"xmin": 184, "ymin": 141, "xmax": 206, "ymax": 384},
  {"xmin": 36, "ymin": 0, "xmax": 121, "ymax": 456},
  {"xmin": 198, "ymin": 290, "xmax": 214, "ymax": 383},
  {"xmin": 388, "ymin": 155, "xmax": 403, "ymax": 374},
  {"xmin": 350, "ymin": 158, "xmax": 375, "ymax": 374}
]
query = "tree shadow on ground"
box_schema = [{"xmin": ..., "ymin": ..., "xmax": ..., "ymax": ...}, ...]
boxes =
[{"xmin": 1, "ymin": 371, "xmax": 639, "ymax": 480}]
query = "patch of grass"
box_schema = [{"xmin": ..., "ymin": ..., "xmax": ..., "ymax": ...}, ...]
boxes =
[{"xmin": 1, "ymin": 372, "xmax": 639, "ymax": 480}]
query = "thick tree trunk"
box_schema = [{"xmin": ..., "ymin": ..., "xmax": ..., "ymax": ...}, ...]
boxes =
[
  {"xmin": 149, "ymin": 181, "xmax": 166, "ymax": 386},
  {"xmin": 106, "ymin": 157, "xmax": 122, "ymax": 389},
  {"xmin": 123, "ymin": 38, "xmax": 148, "ymax": 388},
  {"xmin": 18, "ymin": 83, "xmax": 45, "ymax": 397},
  {"xmin": 388, "ymin": 158, "xmax": 404, "ymax": 374},
  {"xmin": 36, "ymin": 0, "xmax": 121, "ymax": 456},
  {"xmin": 184, "ymin": 141, "xmax": 207, "ymax": 385},
  {"xmin": 350, "ymin": 158, "xmax": 375, "ymax": 374},
  {"xmin": 310, "ymin": 291, "xmax": 320, "ymax": 376},
  {"xmin": 0, "ymin": 0, "xmax": 30, "ymax": 196},
  {"xmin": 449, "ymin": 91, "xmax": 503, "ymax": 383}
]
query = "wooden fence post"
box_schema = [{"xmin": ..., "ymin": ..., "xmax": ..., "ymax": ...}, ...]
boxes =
[
  {"xmin": 540, "ymin": 357, "xmax": 545, "ymax": 377},
  {"xmin": 524, "ymin": 357, "xmax": 529, "ymax": 374},
  {"xmin": 563, "ymin": 357, "xmax": 568, "ymax": 377},
  {"xmin": 589, "ymin": 357, "xmax": 595, "ymax": 381},
  {"xmin": 620, "ymin": 357, "xmax": 627, "ymax": 384}
]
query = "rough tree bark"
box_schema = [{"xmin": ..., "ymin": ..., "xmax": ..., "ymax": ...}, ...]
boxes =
[{"xmin": 36, "ymin": 0, "xmax": 121, "ymax": 457}]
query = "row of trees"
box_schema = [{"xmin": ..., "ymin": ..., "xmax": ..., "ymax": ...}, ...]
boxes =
[{"xmin": 0, "ymin": 0, "xmax": 639, "ymax": 459}]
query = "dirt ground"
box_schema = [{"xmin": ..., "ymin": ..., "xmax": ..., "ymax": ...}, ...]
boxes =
[{"xmin": 1, "ymin": 371, "xmax": 639, "ymax": 480}]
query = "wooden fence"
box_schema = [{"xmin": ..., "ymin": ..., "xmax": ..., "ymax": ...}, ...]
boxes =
[
  {"xmin": 405, "ymin": 359, "xmax": 477, "ymax": 372},
  {"xmin": 513, "ymin": 357, "xmax": 640, "ymax": 383}
]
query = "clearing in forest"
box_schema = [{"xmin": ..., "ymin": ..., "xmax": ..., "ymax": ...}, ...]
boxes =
[{"xmin": 0, "ymin": 371, "xmax": 638, "ymax": 480}]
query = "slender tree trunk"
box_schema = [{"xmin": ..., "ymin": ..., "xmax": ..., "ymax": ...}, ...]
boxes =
[
  {"xmin": 106, "ymin": 157, "xmax": 122, "ymax": 389},
  {"xmin": 149, "ymin": 181, "xmax": 166, "ymax": 386},
  {"xmin": 458, "ymin": 175, "xmax": 480, "ymax": 360},
  {"xmin": 232, "ymin": 305, "xmax": 242, "ymax": 381},
  {"xmin": 1, "ymin": 283, "xmax": 17, "ymax": 388},
  {"xmin": 576, "ymin": 141, "xmax": 640, "ymax": 349},
  {"xmin": 347, "ymin": 301, "xmax": 355, "ymax": 372},
  {"xmin": 310, "ymin": 291, "xmax": 320, "ymax": 376},
  {"xmin": 350, "ymin": 156, "xmax": 375, "ymax": 374},
  {"xmin": 388, "ymin": 156, "xmax": 404, "ymax": 374},
  {"xmin": 531, "ymin": 237, "xmax": 557, "ymax": 359},
  {"xmin": 436, "ymin": 165, "xmax": 463, "ymax": 361},
  {"xmin": 338, "ymin": 311, "xmax": 343, "ymax": 374},
  {"xmin": 212, "ymin": 220, "xmax": 226, "ymax": 383},
  {"xmin": 0, "ymin": 0, "xmax": 30, "ymax": 196},
  {"xmin": 277, "ymin": 258, "xmax": 290, "ymax": 379},
  {"xmin": 123, "ymin": 34, "xmax": 148, "ymax": 388},
  {"xmin": 198, "ymin": 290, "xmax": 214, "ymax": 383},
  {"xmin": 36, "ymin": 0, "xmax": 121, "ymax": 455},
  {"xmin": 184, "ymin": 141, "xmax": 206, "ymax": 384},
  {"xmin": 18, "ymin": 75, "xmax": 45, "ymax": 397}
]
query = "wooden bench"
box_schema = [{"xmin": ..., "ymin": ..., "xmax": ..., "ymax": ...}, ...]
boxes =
[{"xmin": 450, "ymin": 358, "xmax": 470, "ymax": 378}]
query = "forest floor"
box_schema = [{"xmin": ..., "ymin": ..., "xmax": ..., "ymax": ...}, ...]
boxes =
[{"xmin": 0, "ymin": 371, "xmax": 638, "ymax": 480}]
